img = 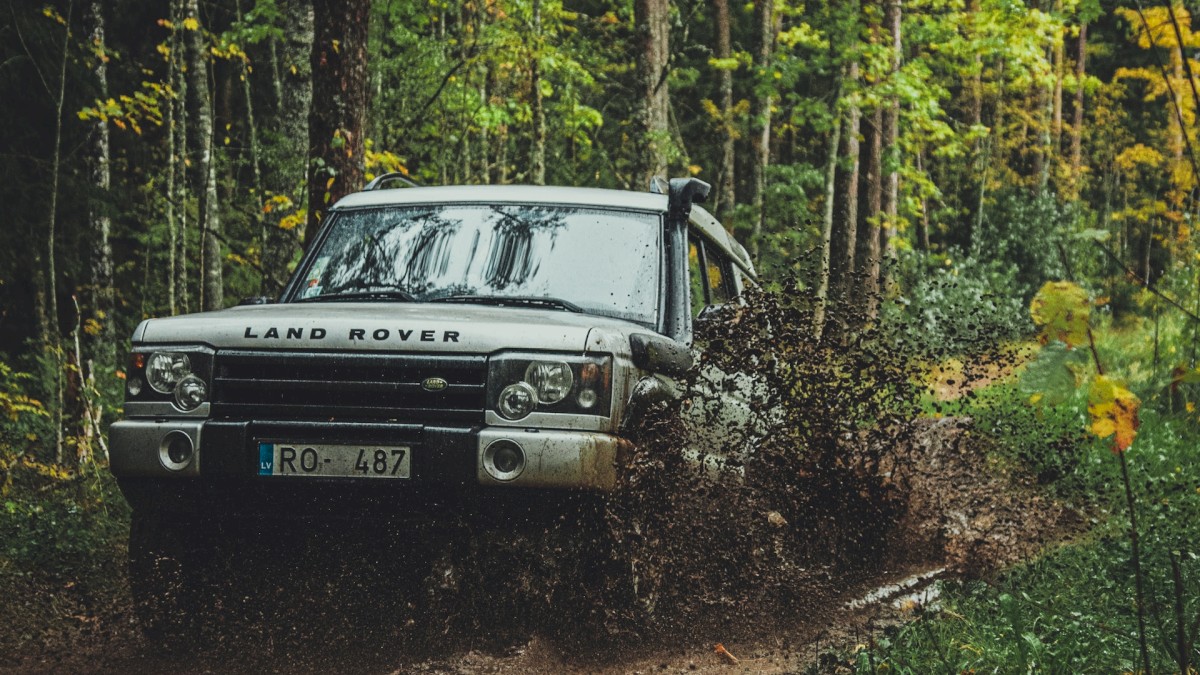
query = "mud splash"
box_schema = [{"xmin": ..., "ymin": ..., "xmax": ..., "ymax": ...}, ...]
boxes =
[{"xmin": 2, "ymin": 286, "xmax": 1080, "ymax": 673}]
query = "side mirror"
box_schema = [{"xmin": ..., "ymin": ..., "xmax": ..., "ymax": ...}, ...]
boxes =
[
  {"xmin": 629, "ymin": 333, "xmax": 693, "ymax": 378},
  {"xmin": 238, "ymin": 296, "xmax": 275, "ymax": 306}
]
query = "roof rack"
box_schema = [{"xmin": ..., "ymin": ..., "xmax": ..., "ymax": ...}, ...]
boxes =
[{"xmin": 364, "ymin": 172, "xmax": 420, "ymax": 190}]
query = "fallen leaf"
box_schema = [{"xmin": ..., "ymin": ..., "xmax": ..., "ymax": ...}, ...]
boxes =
[{"xmin": 714, "ymin": 643, "xmax": 739, "ymax": 665}]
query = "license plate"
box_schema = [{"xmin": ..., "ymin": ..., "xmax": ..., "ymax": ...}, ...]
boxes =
[{"xmin": 257, "ymin": 443, "xmax": 411, "ymax": 478}]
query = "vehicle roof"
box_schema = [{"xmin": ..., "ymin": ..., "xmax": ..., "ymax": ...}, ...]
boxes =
[
  {"xmin": 332, "ymin": 184, "xmax": 670, "ymax": 213},
  {"xmin": 332, "ymin": 184, "xmax": 756, "ymax": 280}
]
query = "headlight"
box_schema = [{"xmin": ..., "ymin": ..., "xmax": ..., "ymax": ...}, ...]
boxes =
[
  {"xmin": 125, "ymin": 346, "xmax": 214, "ymax": 414},
  {"xmin": 488, "ymin": 352, "xmax": 613, "ymax": 419},
  {"xmin": 146, "ymin": 352, "xmax": 192, "ymax": 393},
  {"xmin": 173, "ymin": 375, "xmax": 209, "ymax": 411},
  {"xmin": 524, "ymin": 361, "xmax": 573, "ymax": 404},
  {"xmin": 498, "ymin": 382, "xmax": 537, "ymax": 420}
]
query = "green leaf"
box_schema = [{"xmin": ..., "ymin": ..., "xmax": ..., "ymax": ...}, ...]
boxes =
[
  {"xmin": 1030, "ymin": 281, "xmax": 1091, "ymax": 348},
  {"xmin": 1019, "ymin": 341, "xmax": 1080, "ymax": 405}
]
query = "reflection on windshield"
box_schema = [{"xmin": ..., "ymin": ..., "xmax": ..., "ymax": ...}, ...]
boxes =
[{"xmin": 297, "ymin": 204, "xmax": 662, "ymax": 326}]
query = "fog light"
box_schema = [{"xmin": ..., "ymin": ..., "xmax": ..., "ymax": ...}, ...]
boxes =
[
  {"xmin": 484, "ymin": 440, "xmax": 525, "ymax": 481},
  {"xmin": 159, "ymin": 431, "xmax": 194, "ymax": 471},
  {"xmin": 497, "ymin": 382, "xmax": 536, "ymax": 420},
  {"xmin": 127, "ymin": 375, "xmax": 143, "ymax": 397}
]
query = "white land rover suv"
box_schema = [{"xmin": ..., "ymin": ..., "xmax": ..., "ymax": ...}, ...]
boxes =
[{"xmin": 108, "ymin": 176, "xmax": 756, "ymax": 636}]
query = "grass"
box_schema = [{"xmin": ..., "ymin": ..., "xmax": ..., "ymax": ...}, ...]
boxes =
[
  {"xmin": 826, "ymin": 317, "xmax": 1200, "ymax": 673},
  {"xmin": 0, "ymin": 464, "xmax": 130, "ymax": 660}
]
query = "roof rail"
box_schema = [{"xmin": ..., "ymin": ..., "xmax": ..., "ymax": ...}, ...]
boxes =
[{"xmin": 364, "ymin": 172, "xmax": 420, "ymax": 190}]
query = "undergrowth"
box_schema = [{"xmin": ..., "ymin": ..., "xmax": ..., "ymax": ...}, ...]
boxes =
[{"xmin": 821, "ymin": 314, "xmax": 1200, "ymax": 672}]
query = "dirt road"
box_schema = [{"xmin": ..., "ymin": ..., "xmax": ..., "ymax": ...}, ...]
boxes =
[{"xmin": 4, "ymin": 417, "xmax": 1080, "ymax": 674}]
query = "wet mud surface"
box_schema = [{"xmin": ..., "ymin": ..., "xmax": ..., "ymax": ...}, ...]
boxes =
[{"xmin": 2, "ymin": 291, "xmax": 1083, "ymax": 673}]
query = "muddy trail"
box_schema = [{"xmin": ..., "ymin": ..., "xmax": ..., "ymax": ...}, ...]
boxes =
[{"xmin": 3, "ymin": 290, "xmax": 1083, "ymax": 674}]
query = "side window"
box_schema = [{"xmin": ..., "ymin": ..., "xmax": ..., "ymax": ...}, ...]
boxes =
[
  {"xmin": 705, "ymin": 248, "xmax": 734, "ymax": 305},
  {"xmin": 688, "ymin": 237, "xmax": 707, "ymax": 318}
]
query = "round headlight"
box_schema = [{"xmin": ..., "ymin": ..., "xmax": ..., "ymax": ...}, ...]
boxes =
[
  {"xmin": 498, "ymin": 382, "xmax": 537, "ymax": 420},
  {"xmin": 173, "ymin": 374, "xmax": 208, "ymax": 411},
  {"xmin": 523, "ymin": 361, "xmax": 574, "ymax": 405},
  {"xmin": 146, "ymin": 352, "xmax": 192, "ymax": 394}
]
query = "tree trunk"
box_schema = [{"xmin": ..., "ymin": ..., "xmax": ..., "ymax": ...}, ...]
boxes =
[
  {"xmin": 633, "ymin": 0, "xmax": 669, "ymax": 188},
  {"xmin": 880, "ymin": 0, "xmax": 901, "ymax": 276},
  {"xmin": 831, "ymin": 60, "xmax": 861, "ymax": 315},
  {"xmin": 714, "ymin": 0, "xmax": 735, "ymax": 218},
  {"xmin": 185, "ymin": 0, "xmax": 223, "ymax": 310},
  {"xmin": 306, "ymin": 0, "xmax": 371, "ymax": 244},
  {"xmin": 83, "ymin": 0, "xmax": 115, "ymax": 369},
  {"xmin": 529, "ymin": 0, "xmax": 546, "ymax": 185},
  {"xmin": 813, "ymin": 78, "xmax": 843, "ymax": 338},
  {"xmin": 1069, "ymin": 21, "xmax": 1086, "ymax": 197},
  {"xmin": 46, "ymin": 0, "xmax": 73, "ymax": 463},
  {"xmin": 915, "ymin": 148, "xmax": 930, "ymax": 251},
  {"xmin": 856, "ymin": 107, "xmax": 883, "ymax": 323},
  {"xmin": 1052, "ymin": 0, "xmax": 1064, "ymax": 157},
  {"xmin": 261, "ymin": 0, "xmax": 312, "ymax": 295},
  {"xmin": 749, "ymin": 0, "xmax": 775, "ymax": 261},
  {"xmin": 173, "ymin": 0, "xmax": 189, "ymax": 313}
]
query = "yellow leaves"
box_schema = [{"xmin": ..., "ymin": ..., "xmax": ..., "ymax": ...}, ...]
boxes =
[
  {"xmin": 1030, "ymin": 281, "xmax": 1091, "ymax": 348},
  {"xmin": 182, "ymin": 17, "xmax": 200, "ymax": 31},
  {"xmin": 156, "ymin": 43, "xmax": 172, "ymax": 60},
  {"xmin": 262, "ymin": 194, "xmax": 294, "ymax": 214},
  {"xmin": 42, "ymin": 6, "xmax": 66, "ymax": 25},
  {"xmin": 1088, "ymin": 375, "xmax": 1141, "ymax": 453},
  {"xmin": 325, "ymin": 177, "xmax": 336, "ymax": 191},
  {"xmin": 331, "ymin": 39, "xmax": 341, "ymax": 54},
  {"xmin": 1115, "ymin": 144, "xmax": 1165, "ymax": 172},
  {"xmin": 364, "ymin": 145, "xmax": 408, "ymax": 175},
  {"xmin": 279, "ymin": 212, "xmax": 305, "ymax": 231},
  {"xmin": 82, "ymin": 319, "xmax": 102, "ymax": 337}
]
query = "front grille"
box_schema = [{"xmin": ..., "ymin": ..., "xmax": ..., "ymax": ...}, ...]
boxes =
[{"xmin": 212, "ymin": 350, "xmax": 486, "ymax": 423}]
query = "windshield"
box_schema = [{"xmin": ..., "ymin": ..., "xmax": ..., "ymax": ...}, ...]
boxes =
[{"xmin": 292, "ymin": 204, "xmax": 663, "ymax": 326}]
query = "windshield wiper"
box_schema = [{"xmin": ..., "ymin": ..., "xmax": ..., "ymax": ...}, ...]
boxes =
[
  {"xmin": 437, "ymin": 295, "xmax": 583, "ymax": 313},
  {"xmin": 294, "ymin": 288, "xmax": 417, "ymax": 303}
]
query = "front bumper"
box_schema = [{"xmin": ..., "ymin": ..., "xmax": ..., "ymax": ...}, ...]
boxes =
[{"xmin": 109, "ymin": 419, "xmax": 628, "ymax": 492}]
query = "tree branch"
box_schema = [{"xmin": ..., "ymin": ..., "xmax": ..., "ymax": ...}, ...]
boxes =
[{"xmin": 1093, "ymin": 239, "xmax": 1200, "ymax": 324}]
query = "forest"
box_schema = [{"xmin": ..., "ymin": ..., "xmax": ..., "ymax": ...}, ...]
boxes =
[{"xmin": 4, "ymin": 0, "xmax": 1200, "ymax": 671}]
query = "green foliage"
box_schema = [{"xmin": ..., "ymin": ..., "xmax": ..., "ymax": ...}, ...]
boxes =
[
  {"xmin": 844, "ymin": 411, "xmax": 1200, "ymax": 673},
  {"xmin": 0, "ymin": 361, "xmax": 51, "ymax": 495},
  {"xmin": 885, "ymin": 254, "xmax": 1030, "ymax": 353},
  {"xmin": 974, "ymin": 190, "xmax": 1071, "ymax": 301}
]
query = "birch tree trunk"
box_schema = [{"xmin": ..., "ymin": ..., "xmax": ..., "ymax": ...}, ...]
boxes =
[
  {"xmin": 814, "ymin": 78, "xmax": 843, "ymax": 338},
  {"xmin": 174, "ymin": 5, "xmax": 190, "ymax": 314},
  {"xmin": 261, "ymin": 0, "xmax": 312, "ymax": 295},
  {"xmin": 529, "ymin": 0, "xmax": 546, "ymax": 185},
  {"xmin": 831, "ymin": 61, "xmax": 860, "ymax": 319},
  {"xmin": 306, "ymin": 0, "xmax": 371, "ymax": 244},
  {"xmin": 633, "ymin": 0, "xmax": 669, "ymax": 188},
  {"xmin": 1069, "ymin": 22, "xmax": 1086, "ymax": 196},
  {"xmin": 857, "ymin": 106, "xmax": 883, "ymax": 323},
  {"xmin": 749, "ymin": 0, "xmax": 775, "ymax": 261},
  {"xmin": 83, "ymin": 0, "xmax": 114, "ymax": 368},
  {"xmin": 185, "ymin": 0, "xmax": 223, "ymax": 310},
  {"xmin": 880, "ymin": 0, "xmax": 901, "ymax": 272},
  {"xmin": 714, "ymin": 0, "xmax": 735, "ymax": 218}
]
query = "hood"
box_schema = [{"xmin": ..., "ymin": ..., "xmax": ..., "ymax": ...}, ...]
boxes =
[{"xmin": 135, "ymin": 302, "xmax": 647, "ymax": 355}]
